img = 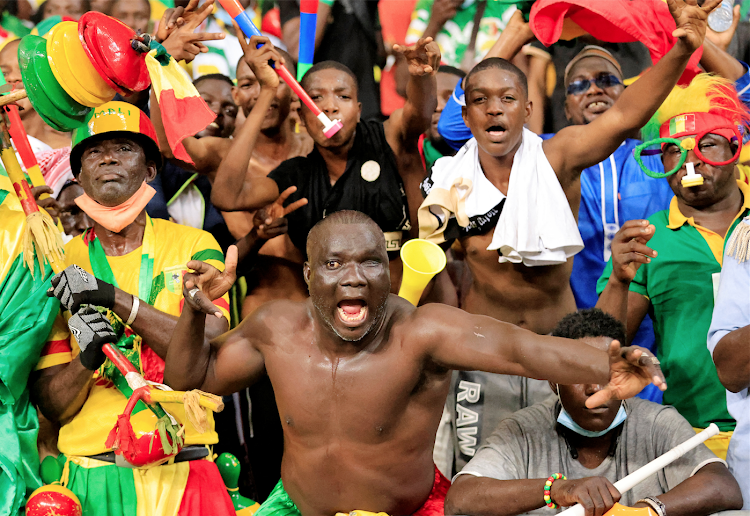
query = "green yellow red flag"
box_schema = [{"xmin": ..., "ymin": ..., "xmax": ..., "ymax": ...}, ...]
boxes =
[{"xmin": 0, "ymin": 166, "xmax": 59, "ymax": 515}]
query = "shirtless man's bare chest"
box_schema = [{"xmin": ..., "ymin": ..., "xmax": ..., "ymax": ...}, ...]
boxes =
[{"xmin": 258, "ymin": 302, "xmax": 450, "ymax": 516}]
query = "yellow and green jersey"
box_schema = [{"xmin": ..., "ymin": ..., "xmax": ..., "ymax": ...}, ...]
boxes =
[{"xmin": 37, "ymin": 218, "xmax": 230, "ymax": 456}]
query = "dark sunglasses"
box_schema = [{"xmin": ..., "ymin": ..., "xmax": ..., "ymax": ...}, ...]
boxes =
[{"xmin": 566, "ymin": 74, "xmax": 623, "ymax": 96}]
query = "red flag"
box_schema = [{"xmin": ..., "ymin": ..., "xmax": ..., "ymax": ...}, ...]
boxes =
[{"xmin": 530, "ymin": 0, "xmax": 702, "ymax": 85}]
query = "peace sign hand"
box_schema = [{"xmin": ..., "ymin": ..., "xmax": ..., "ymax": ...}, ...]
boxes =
[
  {"xmin": 161, "ymin": 0, "xmax": 225, "ymax": 63},
  {"xmin": 253, "ymin": 186, "xmax": 308, "ymax": 240}
]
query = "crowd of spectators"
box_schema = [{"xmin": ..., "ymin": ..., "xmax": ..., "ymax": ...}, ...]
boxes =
[{"xmin": 1, "ymin": 0, "xmax": 750, "ymax": 515}]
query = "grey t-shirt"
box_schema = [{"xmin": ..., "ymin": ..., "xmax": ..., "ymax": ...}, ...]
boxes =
[
  {"xmin": 457, "ymin": 397, "xmax": 723, "ymax": 514},
  {"xmin": 449, "ymin": 371, "xmax": 555, "ymax": 472}
]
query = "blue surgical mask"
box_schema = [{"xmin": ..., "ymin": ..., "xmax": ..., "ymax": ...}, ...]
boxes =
[{"xmin": 556, "ymin": 386, "xmax": 628, "ymax": 438}]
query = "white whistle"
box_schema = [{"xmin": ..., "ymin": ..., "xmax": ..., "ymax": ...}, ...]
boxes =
[{"xmin": 681, "ymin": 161, "xmax": 704, "ymax": 187}]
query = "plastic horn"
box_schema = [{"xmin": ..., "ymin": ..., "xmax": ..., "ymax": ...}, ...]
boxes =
[
  {"xmin": 216, "ymin": 0, "xmax": 343, "ymax": 138},
  {"xmin": 0, "ymin": 74, "xmax": 47, "ymax": 197},
  {"xmin": 397, "ymin": 239, "xmax": 447, "ymax": 306},
  {"xmin": 298, "ymin": 0, "xmax": 318, "ymax": 81},
  {"xmin": 6, "ymin": 105, "xmax": 48, "ymax": 197},
  {"xmin": 559, "ymin": 424, "xmax": 720, "ymax": 516},
  {"xmin": 0, "ymin": 117, "xmax": 64, "ymax": 275}
]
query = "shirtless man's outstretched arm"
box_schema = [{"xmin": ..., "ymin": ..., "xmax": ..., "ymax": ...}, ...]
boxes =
[
  {"xmin": 163, "ymin": 213, "xmax": 666, "ymax": 516},
  {"xmin": 165, "ymin": 246, "xmax": 665, "ymax": 405},
  {"xmin": 211, "ymin": 33, "xmax": 287, "ymax": 212},
  {"xmin": 410, "ymin": 302, "xmax": 664, "ymax": 407},
  {"xmin": 543, "ymin": 0, "xmax": 720, "ymax": 188}
]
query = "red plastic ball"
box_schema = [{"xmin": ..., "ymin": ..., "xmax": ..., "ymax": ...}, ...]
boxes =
[{"xmin": 26, "ymin": 485, "xmax": 82, "ymax": 516}]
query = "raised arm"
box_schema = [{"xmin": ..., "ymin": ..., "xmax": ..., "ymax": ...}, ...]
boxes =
[
  {"xmin": 700, "ymin": 36, "xmax": 745, "ymax": 82},
  {"xmin": 149, "ymin": 0, "xmax": 228, "ymax": 175},
  {"xmin": 484, "ymin": 10, "xmax": 535, "ymax": 62},
  {"xmin": 210, "ymin": 32, "xmax": 282, "ymax": 212},
  {"xmin": 543, "ymin": 0, "xmax": 720, "ymax": 186},
  {"xmin": 414, "ymin": 302, "xmax": 665, "ymax": 405},
  {"xmin": 150, "ymin": 87, "xmax": 226, "ymax": 175},
  {"xmin": 385, "ymin": 38, "xmax": 440, "ymax": 157},
  {"xmin": 47, "ymin": 264, "xmax": 228, "ymax": 361},
  {"xmin": 163, "ymin": 247, "xmax": 267, "ymax": 395}
]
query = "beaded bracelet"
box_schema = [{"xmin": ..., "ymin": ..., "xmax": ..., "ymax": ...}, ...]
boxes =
[{"xmin": 543, "ymin": 473, "xmax": 566, "ymax": 509}]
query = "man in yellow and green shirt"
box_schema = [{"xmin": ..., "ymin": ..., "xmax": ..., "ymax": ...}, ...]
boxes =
[
  {"xmin": 31, "ymin": 102, "xmax": 236, "ymax": 516},
  {"xmin": 597, "ymin": 74, "xmax": 750, "ymax": 460}
]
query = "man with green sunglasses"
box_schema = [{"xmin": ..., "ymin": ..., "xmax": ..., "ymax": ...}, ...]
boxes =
[{"xmin": 597, "ymin": 73, "xmax": 750, "ymax": 459}]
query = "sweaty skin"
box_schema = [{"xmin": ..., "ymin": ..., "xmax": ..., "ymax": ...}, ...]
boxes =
[
  {"xmin": 455, "ymin": 0, "xmax": 717, "ymax": 333},
  {"xmin": 164, "ymin": 216, "xmax": 664, "ymax": 516}
]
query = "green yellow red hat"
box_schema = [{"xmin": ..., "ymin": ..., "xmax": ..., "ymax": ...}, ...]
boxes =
[{"xmin": 70, "ymin": 101, "xmax": 162, "ymax": 176}]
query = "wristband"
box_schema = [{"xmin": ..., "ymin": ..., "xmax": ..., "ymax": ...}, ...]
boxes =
[
  {"xmin": 126, "ymin": 296, "xmax": 139, "ymax": 326},
  {"xmin": 637, "ymin": 497, "xmax": 666, "ymax": 516},
  {"xmin": 543, "ymin": 473, "xmax": 566, "ymax": 509}
]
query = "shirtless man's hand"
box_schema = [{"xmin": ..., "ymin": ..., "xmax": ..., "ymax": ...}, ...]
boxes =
[
  {"xmin": 587, "ymin": 340, "xmax": 666, "ymax": 408},
  {"xmin": 183, "ymin": 244, "xmax": 238, "ymax": 319}
]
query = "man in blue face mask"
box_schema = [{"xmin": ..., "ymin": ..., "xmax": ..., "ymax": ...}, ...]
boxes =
[{"xmin": 444, "ymin": 308, "xmax": 743, "ymax": 516}]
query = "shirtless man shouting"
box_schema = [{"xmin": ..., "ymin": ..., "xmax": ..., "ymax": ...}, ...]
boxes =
[{"xmin": 162, "ymin": 211, "xmax": 665, "ymax": 516}]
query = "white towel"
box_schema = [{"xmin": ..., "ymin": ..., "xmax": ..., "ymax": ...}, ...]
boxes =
[{"xmin": 418, "ymin": 128, "xmax": 583, "ymax": 266}]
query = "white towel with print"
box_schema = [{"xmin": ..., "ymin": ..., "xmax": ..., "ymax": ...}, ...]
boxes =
[{"xmin": 419, "ymin": 128, "xmax": 582, "ymax": 266}]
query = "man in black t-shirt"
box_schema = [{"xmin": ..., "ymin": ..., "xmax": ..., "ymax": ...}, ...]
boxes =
[{"xmin": 212, "ymin": 35, "xmax": 440, "ymax": 293}]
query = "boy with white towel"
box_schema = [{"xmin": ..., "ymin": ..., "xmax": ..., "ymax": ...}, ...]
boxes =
[{"xmin": 419, "ymin": 0, "xmax": 719, "ymax": 473}]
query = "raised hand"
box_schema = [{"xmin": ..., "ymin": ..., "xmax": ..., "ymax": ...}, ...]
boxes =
[
  {"xmin": 182, "ymin": 245, "xmax": 238, "ymax": 318},
  {"xmin": 609, "ymin": 220, "xmax": 657, "ymax": 285},
  {"xmin": 254, "ymin": 186, "xmax": 308, "ymax": 240},
  {"xmin": 68, "ymin": 306, "xmax": 118, "ymax": 371},
  {"xmin": 586, "ymin": 341, "xmax": 666, "ymax": 408},
  {"xmin": 156, "ymin": 0, "xmax": 210, "ymax": 40},
  {"xmin": 161, "ymin": 0, "xmax": 225, "ymax": 63},
  {"xmin": 234, "ymin": 26, "xmax": 282, "ymax": 90},
  {"xmin": 667, "ymin": 0, "xmax": 722, "ymax": 53},
  {"xmin": 47, "ymin": 264, "xmax": 116, "ymax": 314},
  {"xmin": 393, "ymin": 37, "xmax": 441, "ymax": 77},
  {"xmin": 706, "ymin": 3, "xmax": 741, "ymax": 51},
  {"xmin": 550, "ymin": 477, "xmax": 621, "ymax": 516}
]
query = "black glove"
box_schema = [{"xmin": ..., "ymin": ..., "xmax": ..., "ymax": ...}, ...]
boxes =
[
  {"xmin": 68, "ymin": 306, "xmax": 118, "ymax": 370},
  {"xmin": 47, "ymin": 264, "xmax": 116, "ymax": 314}
]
